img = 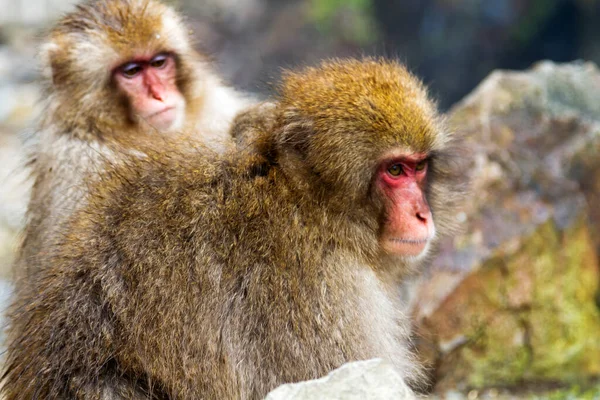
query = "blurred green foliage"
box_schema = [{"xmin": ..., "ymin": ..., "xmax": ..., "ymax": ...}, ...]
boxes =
[
  {"xmin": 534, "ymin": 382, "xmax": 600, "ymax": 400},
  {"xmin": 307, "ymin": 0, "xmax": 378, "ymax": 45}
]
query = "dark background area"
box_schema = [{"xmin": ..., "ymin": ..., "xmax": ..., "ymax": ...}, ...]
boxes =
[{"xmin": 178, "ymin": 0, "xmax": 600, "ymax": 109}]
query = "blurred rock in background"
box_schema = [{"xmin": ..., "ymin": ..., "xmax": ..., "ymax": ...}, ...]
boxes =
[{"xmin": 412, "ymin": 61, "xmax": 600, "ymax": 396}]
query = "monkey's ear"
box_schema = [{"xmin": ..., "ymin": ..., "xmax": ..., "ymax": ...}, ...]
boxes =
[
  {"xmin": 279, "ymin": 108, "xmax": 313, "ymax": 155},
  {"xmin": 39, "ymin": 40, "xmax": 68, "ymax": 86},
  {"xmin": 39, "ymin": 41, "xmax": 58, "ymax": 81}
]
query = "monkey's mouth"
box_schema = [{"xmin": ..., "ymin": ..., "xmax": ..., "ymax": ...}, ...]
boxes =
[
  {"xmin": 385, "ymin": 237, "xmax": 430, "ymax": 256},
  {"xmin": 145, "ymin": 106, "xmax": 180, "ymax": 131},
  {"xmin": 148, "ymin": 106, "xmax": 176, "ymax": 118},
  {"xmin": 390, "ymin": 238, "xmax": 428, "ymax": 245}
]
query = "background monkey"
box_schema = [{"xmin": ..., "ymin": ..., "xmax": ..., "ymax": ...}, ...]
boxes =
[
  {"xmin": 3, "ymin": 58, "xmax": 466, "ymax": 399},
  {"xmin": 18, "ymin": 0, "xmax": 252, "ymax": 274}
]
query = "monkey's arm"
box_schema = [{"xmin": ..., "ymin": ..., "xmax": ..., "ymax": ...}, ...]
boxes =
[{"xmin": 3, "ymin": 248, "xmax": 161, "ymax": 400}]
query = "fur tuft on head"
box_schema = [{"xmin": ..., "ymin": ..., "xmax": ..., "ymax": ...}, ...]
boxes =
[
  {"xmin": 272, "ymin": 58, "xmax": 468, "ymax": 244},
  {"xmin": 278, "ymin": 58, "xmax": 445, "ymax": 151},
  {"xmin": 273, "ymin": 59, "xmax": 445, "ymax": 203},
  {"xmin": 39, "ymin": 0, "xmax": 202, "ymax": 136},
  {"xmin": 43, "ymin": 0, "xmax": 191, "ymax": 87}
]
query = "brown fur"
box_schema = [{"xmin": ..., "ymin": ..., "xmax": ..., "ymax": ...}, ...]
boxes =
[
  {"xmin": 4, "ymin": 58, "xmax": 466, "ymax": 399},
  {"xmin": 41, "ymin": 0, "xmax": 220, "ymax": 139},
  {"xmin": 18, "ymin": 0, "xmax": 251, "ymax": 277}
]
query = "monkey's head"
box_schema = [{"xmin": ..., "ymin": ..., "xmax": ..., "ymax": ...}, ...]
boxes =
[
  {"xmin": 40, "ymin": 0, "xmax": 202, "ymax": 135},
  {"xmin": 275, "ymin": 59, "xmax": 464, "ymax": 262}
]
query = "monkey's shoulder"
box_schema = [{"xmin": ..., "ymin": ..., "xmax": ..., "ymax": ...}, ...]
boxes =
[{"xmin": 84, "ymin": 146, "xmax": 276, "ymax": 224}]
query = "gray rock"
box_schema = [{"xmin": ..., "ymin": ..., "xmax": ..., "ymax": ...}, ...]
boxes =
[
  {"xmin": 264, "ymin": 359, "xmax": 416, "ymax": 400},
  {"xmin": 413, "ymin": 61, "xmax": 600, "ymax": 392}
]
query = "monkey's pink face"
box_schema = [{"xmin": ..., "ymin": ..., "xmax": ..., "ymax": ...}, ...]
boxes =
[
  {"xmin": 114, "ymin": 53, "xmax": 186, "ymax": 132},
  {"xmin": 377, "ymin": 152, "xmax": 435, "ymax": 257}
]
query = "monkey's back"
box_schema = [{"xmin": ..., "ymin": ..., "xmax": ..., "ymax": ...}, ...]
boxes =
[{"xmin": 4, "ymin": 145, "xmax": 417, "ymax": 399}]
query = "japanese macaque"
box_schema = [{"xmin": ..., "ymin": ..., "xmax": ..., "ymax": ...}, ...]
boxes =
[
  {"xmin": 18, "ymin": 0, "xmax": 251, "ymax": 274},
  {"xmin": 3, "ymin": 59, "xmax": 466, "ymax": 399}
]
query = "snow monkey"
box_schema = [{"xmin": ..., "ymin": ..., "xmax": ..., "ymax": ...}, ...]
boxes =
[
  {"xmin": 18, "ymin": 0, "xmax": 252, "ymax": 276},
  {"xmin": 4, "ymin": 58, "xmax": 466, "ymax": 399}
]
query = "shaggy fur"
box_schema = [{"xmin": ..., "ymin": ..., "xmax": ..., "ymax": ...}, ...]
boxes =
[
  {"xmin": 18, "ymin": 0, "xmax": 250, "ymax": 277},
  {"xmin": 4, "ymin": 58, "xmax": 466, "ymax": 399}
]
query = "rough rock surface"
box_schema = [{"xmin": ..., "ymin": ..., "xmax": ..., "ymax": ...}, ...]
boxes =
[
  {"xmin": 413, "ymin": 61, "xmax": 600, "ymax": 392},
  {"xmin": 265, "ymin": 359, "xmax": 416, "ymax": 400}
]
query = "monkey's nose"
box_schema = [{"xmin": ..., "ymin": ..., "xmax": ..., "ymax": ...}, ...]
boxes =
[
  {"xmin": 416, "ymin": 211, "xmax": 429, "ymax": 223},
  {"xmin": 151, "ymin": 88, "xmax": 165, "ymax": 101}
]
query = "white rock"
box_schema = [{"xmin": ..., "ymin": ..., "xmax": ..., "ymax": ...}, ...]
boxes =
[{"xmin": 265, "ymin": 359, "xmax": 417, "ymax": 400}]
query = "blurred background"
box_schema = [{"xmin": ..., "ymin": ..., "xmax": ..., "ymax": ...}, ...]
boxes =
[
  {"xmin": 1, "ymin": 0, "xmax": 600, "ymax": 108},
  {"xmin": 1, "ymin": 1, "xmax": 600, "ymax": 398},
  {"xmin": 183, "ymin": 0, "xmax": 600, "ymax": 110}
]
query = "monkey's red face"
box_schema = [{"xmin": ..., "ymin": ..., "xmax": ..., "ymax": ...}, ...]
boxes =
[
  {"xmin": 114, "ymin": 53, "xmax": 186, "ymax": 132},
  {"xmin": 377, "ymin": 151, "xmax": 435, "ymax": 257}
]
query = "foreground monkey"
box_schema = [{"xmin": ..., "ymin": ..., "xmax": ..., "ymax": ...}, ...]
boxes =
[
  {"xmin": 3, "ymin": 59, "xmax": 465, "ymax": 399},
  {"xmin": 19, "ymin": 0, "xmax": 251, "ymax": 275}
]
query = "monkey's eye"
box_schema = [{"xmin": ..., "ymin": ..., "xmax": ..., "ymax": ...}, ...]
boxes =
[
  {"xmin": 150, "ymin": 54, "xmax": 168, "ymax": 69},
  {"xmin": 387, "ymin": 164, "xmax": 404, "ymax": 176},
  {"xmin": 121, "ymin": 63, "xmax": 143, "ymax": 78},
  {"xmin": 415, "ymin": 160, "xmax": 427, "ymax": 171}
]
